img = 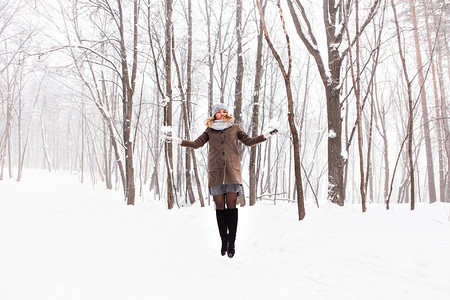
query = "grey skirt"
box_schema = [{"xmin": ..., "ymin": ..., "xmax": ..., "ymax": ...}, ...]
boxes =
[{"xmin": 209, "ymin": 184, "xmax": 242, "ymax": 196}]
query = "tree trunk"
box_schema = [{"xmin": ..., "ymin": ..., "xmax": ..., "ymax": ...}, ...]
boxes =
[
  {"xmin": 423, "ymin": 1, "xmax": 445, "ymax": 203},
  {"xmin": 325, "ymin": 84, "xmax": 345, "ymax": 205},
  {"xmin": 17, "ymin": 82, "xmax": 40, "ymax": 182},
  {"xmin": 171, "ymin": 26, "xmax": 196, "ymax": 205},
  {"xmin": 176, "ymin": 36, "xmax": 204, "ymax": 209},
  {"xmin": 186, "ymin": 0, "xmax": 205, "ymax": 206},
  {"xmin": 431, "ymin": 5, "xmax": 450, "ymax": 202},
  {"xmin": 391, "ymin": 0, "xmax": 415, "ymax": 209},
  {"xmin": 104, "ymin": 122, "xmax": 112, "ymax": 189},
  {"xmin": 204, "ymin": 0, "xmax": 214, "ymax": 116},
  {"xmin": 165, "ymin": 0, "xmax": 175, "ymax": 209},
  {"xmin": 345, "ymin": 0, "xmax": 366, "ymax": 211},
  {"xmin": 234, "ymin": 0, "xmax": 245, "ymax": 207},
  {"xmin": 408, "ymin": 0, "xmax": 436, "ymax": 203},
  {"xmin": 286, "ymin": 80, "xmax": 306, "ymax": 220},
  {"xmin": 40, "ymin": 115, "xmax": 52, "ymax": 172},
  {"xmin": 0, "ymin": 83, "xmax": 13, "ymax": 180},
  {"xmin": 81, "ymin": 96, "xmax": 85, "ymax": 183},
  {"xmin": 374, "ymin": 80, "xmax": 390, "ymax": 206},
  {"xmin": 117, "ymin": 0, "xmax": 139, "ymax": 205},
  {"xmin": 149, "ymin": 98, "xmax": 162, "ymax": 199},
  {"xmin": 364, "ymin": 94, "xmax": 375, "ymax": 204},
  {"xmin": 249, "ymin": 0, "xmax": 266, "ymax": 206},
  {"xmin": 17, "ymin": 77, "xmax": 22, "ymax": 181},
  {"xmin": 234, "ymin": 0, "xmax": 243, "ymax": 126}
]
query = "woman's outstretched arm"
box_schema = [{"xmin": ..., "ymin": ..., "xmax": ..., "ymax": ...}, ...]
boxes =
[{"xmin": 180, "ymin": 131, "xmax": 209, "ymax": 149}]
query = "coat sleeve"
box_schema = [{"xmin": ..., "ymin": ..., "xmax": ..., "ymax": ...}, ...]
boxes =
[
  {"xmin": 236, "ymin": 125, "xmax": 266, "ymax": 147},
  {"xmin": 181, "ymin": 131, "xmax": 209, "ymax": 149}
]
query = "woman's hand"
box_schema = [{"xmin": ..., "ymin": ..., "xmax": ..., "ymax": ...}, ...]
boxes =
[
  {"xmin": 163, "ymin": 136, "xmax": 182, "ymax": 144},
  {"xmin": 263, "ymin": 128, "xmax": 279, "ymax": 138}
]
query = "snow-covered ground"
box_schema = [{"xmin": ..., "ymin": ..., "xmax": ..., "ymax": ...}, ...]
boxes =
[{"xmin": 1, "ymin": 169, "xmax": 449, "ymax": 300}]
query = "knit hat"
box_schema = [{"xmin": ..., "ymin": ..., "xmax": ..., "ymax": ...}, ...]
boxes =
[{"xmin": 212, "ymin": 103, "xmax": 230, "ymax": 117}]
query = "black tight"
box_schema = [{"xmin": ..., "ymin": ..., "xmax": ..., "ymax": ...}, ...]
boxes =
[{"xmin": 213, "ymin": 192, "xmax": 238, "ymax": 210}]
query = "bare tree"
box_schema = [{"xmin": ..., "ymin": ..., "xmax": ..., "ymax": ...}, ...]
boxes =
[
  {"xmin": 40, "ymin": 106, "xmax": 52, "ymax": 173},
  {"xmin": 286, "ymin": 0, "xmax": 381, "ymax": 206},
  {"xmin": 171, "ymin": 24, "xmax": 205, "ymax": 207},
  {"xmin": 423, "ymin": 0, "xmax": 445, "ymax": 203},
  {"xmin": 426, "ymin": 0, "xmax": 449, "ymax": 202},
  {"xmin": 234, "ymin": 0, "xmax": 246, "ymax": 206},
  {"xmin": 164, "ymin": 0, "xmax": 176, "ymax": 209},
  {"xmin": 345, "ymin": 0, "xmax": 367, "ymax": 211},
  {"xmin": 390, "ymin": 0, "xmax": 415, "ymax": 210},
  {"xmin": 17, "ymin": 76, "xmax": 42, "ymax": 182},
  {"xmin": 373, "ymin": 77, "xmax": 391, "ymax": 208},
  {"xmin": 256, "ymin": 0, "xmax": 306, "ymax": 220},
  {"xmin": 344, "ymin": 0, "xmax": 386, "ymax": 210},
  {"xmin": 0, "ymin": 78, "xmax": 14, "ymax": 179},
  {"xmin": 55, "ymin": 0, "xmax": 141, "ymax": 201},
  {"xmin": 184, "ymin": 0, "xmax": 205, "ymax": 207},
  {"xmin": 118, "ymin": 0, "xmax": 139, "ymax": 205},
  {"xmin": 249, "ymin": 0, "xmax": 267, "ymax": 206},
  {"xmin": 408, "ymin": 0, "xmax": 437, "ymax": 203},
  {"xmin": 0, "ymin": 1, "xmax": 36, "ymax": 180}
]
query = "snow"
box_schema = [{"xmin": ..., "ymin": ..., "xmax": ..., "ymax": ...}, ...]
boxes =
[
  {"xmin": 328, "ymin": 129, "xmax": 337, "ymax": 138},
  {"xmin": 265, "ymin": 118, "xmax": 281, "ymax": 132},
  {"xmin": 160, "ymin": 126, "xmax": 173, "ymax": 141},
  {"xmin": 342, "ymin": 149, "xmax": 349, "ymax": 160},
  {"xmin": 160, "ymin": 126, "xmax": 173, "ymax": 135},
  {"xmin": 1, "ymin": 169, "xmax": 450, "ymax": 300}
]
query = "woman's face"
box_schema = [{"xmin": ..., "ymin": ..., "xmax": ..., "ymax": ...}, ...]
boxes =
[{"xmin": 215, "ymin": 109, "xmax": 227, "ymax": 120}]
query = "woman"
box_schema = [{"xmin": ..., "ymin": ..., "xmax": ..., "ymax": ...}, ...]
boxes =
[{"xmin": 166, "ymin": 103, "xmax": 278, "ymax": 258}]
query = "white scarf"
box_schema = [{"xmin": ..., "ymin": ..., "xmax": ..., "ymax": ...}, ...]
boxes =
[{"xmin": 210, "ymin": 120, "xmax": 233, "ymax": 131}]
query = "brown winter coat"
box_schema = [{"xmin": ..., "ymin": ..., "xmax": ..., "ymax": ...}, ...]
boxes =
[{"xmin": 181, "ymin": 124, "xmax": 266, "ymax": 187}]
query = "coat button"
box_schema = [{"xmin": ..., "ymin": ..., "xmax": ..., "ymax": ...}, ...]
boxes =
[
  {"xmin": 222, "ymin": 152, "xmax": 225, "ymax": 155},
  {"xmin": 221, "ymin": 141, "xmax": 224, "ymax": 144},
  {"xmin": 221, "ymin": 131, "xmax": 224, "ymax": 134}
]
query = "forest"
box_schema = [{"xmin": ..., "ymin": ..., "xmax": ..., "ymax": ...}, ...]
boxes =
[{"xmin": 1, "ymin": 0, "xmax": 449, "ymax": 219}]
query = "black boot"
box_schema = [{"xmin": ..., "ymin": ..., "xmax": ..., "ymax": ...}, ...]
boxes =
[
  {"xmin": 226, "ymin": 208, "xmax": 238, "ymax": 258},
  {"xmin": 216, "ymin": 209, "xmax": 228, "ymax": 256}
]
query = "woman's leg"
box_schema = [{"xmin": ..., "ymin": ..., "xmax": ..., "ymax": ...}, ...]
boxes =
[
  {"xmin": 225, "ymin": 192, "xmax": 238, "ymax": 258},
  {"xmin": 214, "ymin": 194, "xmax": 228, "ymax": 256},
  {"xmin": 225, "ymin": 192, "xmax": 237, "ymax": 209},
  {"xmin": 213, "ymin": 194, "xmax": 226, "ymax": 210}
]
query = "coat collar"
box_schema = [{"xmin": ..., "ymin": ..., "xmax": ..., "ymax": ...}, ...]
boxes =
[{"xmin": 210, "ymin": 120, "xmax": 233, "ymax": 131}]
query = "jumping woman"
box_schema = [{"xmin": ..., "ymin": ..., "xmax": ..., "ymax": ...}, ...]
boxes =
[{"xmin": 165, "ymin": 103, "xmax": 278, "ymax": 258}]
